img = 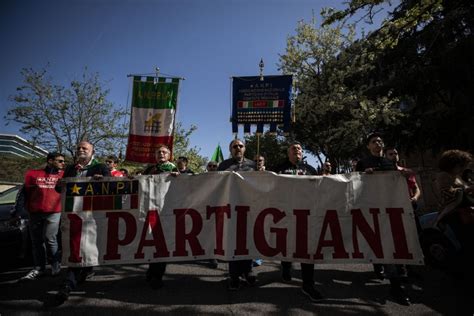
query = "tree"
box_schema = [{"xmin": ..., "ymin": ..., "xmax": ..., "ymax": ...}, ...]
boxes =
[
  {"xmin": 172, "ymin": 122, "xmax": 207, "ymax": 173},
  {"xmin": 323, "ymin": 0, "xmax": 474, "ymax": 155},
  {"xmin": 5, "ymin": 67, "xmax": 129, "ymax": 157},
  {"xmin": 244, "ymin": 132, "xmax": 292, "ymax": 171},
  {"xmin": 279, "ymin": 17, "xmax": 403, "ymax": 169}
]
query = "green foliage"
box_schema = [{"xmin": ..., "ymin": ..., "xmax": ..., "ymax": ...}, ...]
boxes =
[
  {"xmin": 5, "ymin": 67, "xmax": 129, "ymax": 157},
  {"xmin": 0, "ymin": 156, "xmax": 48, "ymax": 183},
  {"xmin": 323, "ymin": 0, "xmax": 474, "ymax": 154},
  {"xmin": 243, "ymin": 132, "xmax": 292, "ymax": 171},
  {"xmin": 172, "ymin": 122, "xmax": 207, "ymax": 173},
  {"xmin": 279, "ymin": 18, "xmax": 403, "ymax": 168}
]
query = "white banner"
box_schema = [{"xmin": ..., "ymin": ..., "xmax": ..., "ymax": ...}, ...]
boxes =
[{"xmin": 61, "ymin": 171, "xmax": 424, "ymax": 267}]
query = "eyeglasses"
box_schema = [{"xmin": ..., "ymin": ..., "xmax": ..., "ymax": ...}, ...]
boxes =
[
  {"xmin": 55, "ymin": 159, "xmax": 65, "ymax": 163},
  {"xmin": 232, "ymin": 144, "xmax": 244, "ymax": 149}
]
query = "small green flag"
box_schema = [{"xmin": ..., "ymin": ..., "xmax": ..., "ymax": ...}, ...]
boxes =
[{"xmin": 210, "ymin": 144, "xmax": 224, "ymax": 163}]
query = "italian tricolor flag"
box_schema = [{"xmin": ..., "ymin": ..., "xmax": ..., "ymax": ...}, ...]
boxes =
[
  {"xmin": 237, "ymin": 100, "xmax": 284, "ymax": 108},
  {"xmin": 126, "ymin": 76, "xmax": 180, "ymax": 163}
]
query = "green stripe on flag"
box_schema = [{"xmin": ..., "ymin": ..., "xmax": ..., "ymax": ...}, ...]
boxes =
[
  {"xmin": 114, "ymin": 195, "xmax": 122, "ymax": 209},
  {"xmin": 132, "ymin": 80, "xmax": 178, "ymax": 109},
  {"xmin": 65, "ymin": 196, "xmax": 74, "ymax": 212}
]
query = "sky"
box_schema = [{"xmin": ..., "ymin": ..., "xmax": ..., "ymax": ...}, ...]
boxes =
[{"xmin": 0, "ymin": 0, "xmax": 386, "ymax": 167}]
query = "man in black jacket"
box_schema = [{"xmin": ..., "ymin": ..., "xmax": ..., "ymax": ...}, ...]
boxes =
[
  {"xmin": 273, "ymin": 141, "xmax": 323, "ymax": 302},
  {"xmin": 55, "ymin": 141, "xmax": 110, "ymax": 304},
  {"xmin": 142, "ymin": 144, "xmax": 179, "ymax": 289},
  {"xmin": 218, "ymin": 139, "xmax": 256, "ymax": 290},
  {"xmin": 356, "ymin": 133, "xmax": 411, "ymax": 306}
]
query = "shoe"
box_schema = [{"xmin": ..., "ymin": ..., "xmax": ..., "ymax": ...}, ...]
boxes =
[
  {"xmin": 55, "ymin": 283, "xmax": 71, "ymax": 305},
  {"xmin": 301, "ymin": 284, "xmax": 323, "ymax": 302},
  {"xmin": 148, "ymin": 276, "xmax": 163, "ymax": 290},
  {"xmin": 19, "ymin": 269, "xmax": 44, "ymax": 282},
  {"xmin": 282, "ymin": 267, "xmax": 292, "ymax": 282},
  {"xmin": 51, "ymin": 262, "xmax": 61, "ymax": 276},
  {"xmin": 390, "ymin": 284, "xmax": 411, "ymax": 306},
  {"xmin": 228, "ymin": 277, "xmax": 240, "ymax": 291},
  {"xmin": 208, "ymin": 259, "xmax": 218, "ymax": 269},
  {"xmin": 77, "ymin": 268, "xmax": 95, "ymax": 283},
  {"xmin": 243, "ymin": 272, "xmax": 257, "ymax": 286},
  {"xmin": 252, "ymin": 259, "xmax": 263, "ymax": 267},
  {"xmin": 374, "ymin": 264, "xmax": 385, "ymax": 280}
]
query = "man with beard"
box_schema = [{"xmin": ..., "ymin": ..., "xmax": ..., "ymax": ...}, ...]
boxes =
[
  {"xmin": 54, "ymin": 141, "xmax": 110, "ymax": 304},
  {"xmin": 274, "ymin": 141, "xmax": 323, "ymax": 302},
  {"xmin": 218, "ymin": 139, "xmax": 257, "ymax": 290},
  {"xmin": 142, "ymin": 144, "xmax": 179, "ymax": 289}
]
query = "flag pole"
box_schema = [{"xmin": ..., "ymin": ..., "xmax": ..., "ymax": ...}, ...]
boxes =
[{"xmin": 256, "ymin": 133, "xmax": 260, "ymax": 158}]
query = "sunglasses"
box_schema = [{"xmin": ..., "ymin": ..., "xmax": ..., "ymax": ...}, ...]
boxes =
[
  {"xmin": 256, "ymin": 159, "xmax": 264, "ymax": 162},
  {"xmin": 55, "ymin": 159, "xmax": 65, "ymax": 163},
  {"xmin": 232, "ymin": 144, "xmax": 244, "ymax": 149},
  {"xmin": 208, "ymin": 165, "xmax": 217, "ymax": 168}
]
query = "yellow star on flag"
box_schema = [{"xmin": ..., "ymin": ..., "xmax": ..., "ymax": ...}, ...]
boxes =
[{"xmin": 71, "ymin": 184, "xmax": 82, "ymax": 195}]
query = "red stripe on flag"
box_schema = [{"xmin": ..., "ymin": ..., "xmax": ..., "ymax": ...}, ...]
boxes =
[
  {"xmin": 91, "ymin": 196, "xmax": 115, "ymax": 210},
  {"xmin": 253, "ymin": 100, "xmax": 267, "ymax": 108},
  {"xmin": 67, "ymin": 214, "xmax": 83, "ymax": 263},
  {"xmin": 238, "ymin": 101, "xmax": 243, "ymax": 108},
  {"xmin": 83, "ymin": 196, "xmax": 92, "ymax": 211},
  {"xmin": 131, "ymin": 194, "xmax": 138, "ymax": 209},
  {"xmin": 278, "ymin": 100, "xmax": 284, "ymax": 107},
  {"xmin": 126, "ymin": 134, "xmax": 174, "ymax": 163}
]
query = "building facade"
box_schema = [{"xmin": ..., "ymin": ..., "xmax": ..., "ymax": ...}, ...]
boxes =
[{"xmin": 0, "ymin": 134, "xmax": 48, "ymax": 159}]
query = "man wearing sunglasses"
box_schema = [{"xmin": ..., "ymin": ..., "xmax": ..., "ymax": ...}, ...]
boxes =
[
  {"xmin": 218, "ymin": 139, "xmax": 257, "ymax": 290},
  {"xmin": 206, "ymin": 161, "xmax": 218, "ymax": 171},
  {"xmin": 20, "ymin": 152, "xmax": 65, "ymax": 282},
  {"xmin": 254, "ymin": 155, "xmax": 266, "ymax": 171}
]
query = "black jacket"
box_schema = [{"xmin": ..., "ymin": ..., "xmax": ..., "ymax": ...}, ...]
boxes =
[
  {"xmin": 217, "ymin": 157, "xmax": 256, "ymax": 171},
  {"xmin": 355, "ymin": 155, "xmax": 396, "ymax": 172},
  {"xmin": 273, "ymin": 160, "xmax": 317, "ymax": 175}
]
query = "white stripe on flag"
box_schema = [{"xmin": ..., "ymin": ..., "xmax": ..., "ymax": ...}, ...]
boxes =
[
  {"xmin": 130, "ymin": 107, "xmax": 175, "ymax": 137},
  {"xmin": 121, "ymin": 195, "xmax": 131, "ymax": 209},
  {"xmin": 73, "ymin": 196, "xmax": 83, "ymax": 212}
]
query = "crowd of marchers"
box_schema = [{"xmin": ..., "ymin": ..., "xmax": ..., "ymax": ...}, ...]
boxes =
[{"xmin": 13, "ymin": 133, "xmax": 473, "ymax": 307}]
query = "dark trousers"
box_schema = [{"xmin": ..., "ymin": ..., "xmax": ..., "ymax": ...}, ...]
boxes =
[
  {"xmin": 65, "ymin": 267, "xmax": 94, "ymax": 289},
  {"xmin": 281, "ymin": 261, "xmax": 314, "ymax": 285},
  {"xmin": 147, "ymin": 262, "xmax": 167, "ymax": 280},
  {"xmin": 229, "ymin": 260, "xmax": 252, "ymax": 280}
]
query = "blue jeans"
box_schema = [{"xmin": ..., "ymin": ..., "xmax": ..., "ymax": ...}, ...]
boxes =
[{"xmin": 28, "ymin": 212, "xmax": 61, "ymax": 270}]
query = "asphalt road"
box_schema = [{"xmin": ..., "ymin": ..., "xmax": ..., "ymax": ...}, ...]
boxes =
[{"xmin": 0, "ymin": 261, "xmax": 472, "ymax": 315}]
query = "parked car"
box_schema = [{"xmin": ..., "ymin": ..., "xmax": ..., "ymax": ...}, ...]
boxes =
[
  {"xmin": 419, "ymin": 211, "xmax": 462, "ymax": 271},
  {"xmin": 0, "ymin": 184, "xmax": 31, "ymax": 268}
]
